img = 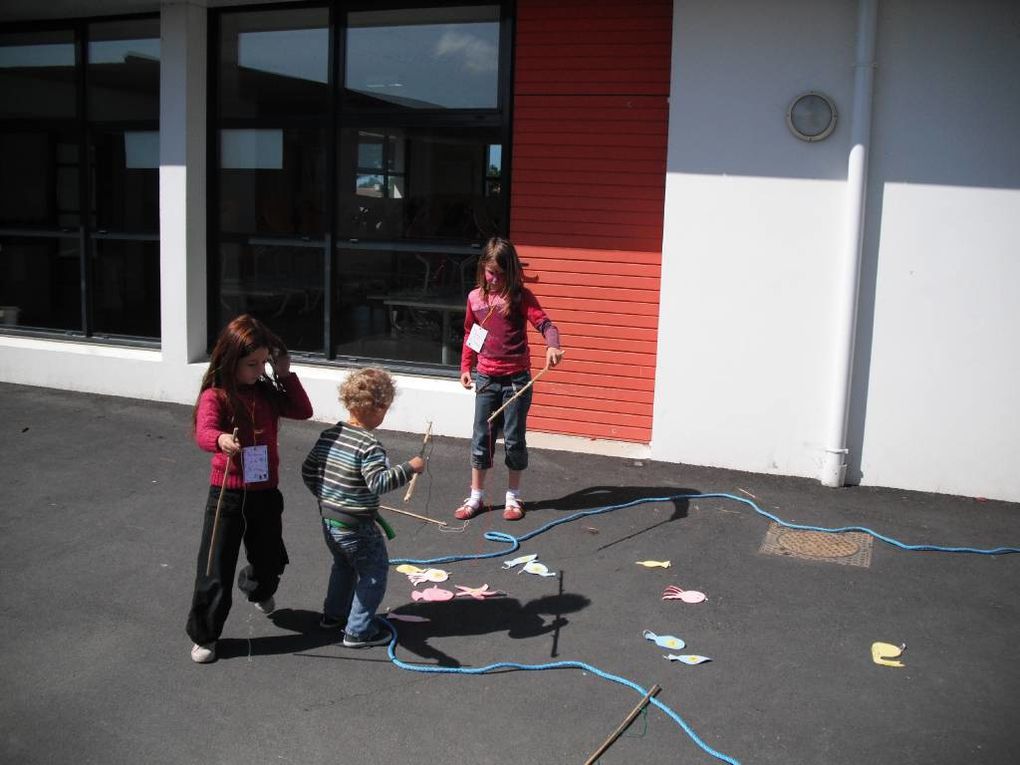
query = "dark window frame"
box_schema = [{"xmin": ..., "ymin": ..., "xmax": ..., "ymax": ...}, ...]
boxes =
[
  {"xmin": 208, "ymin": 0, "xmax": 514, "ymax": 375},
  {"xmin": 0, "ymin": 12, "xmax": 161, "ymax": 345}
]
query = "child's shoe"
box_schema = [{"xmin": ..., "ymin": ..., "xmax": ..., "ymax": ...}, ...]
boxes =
[
  {"xmin": 319, "ymin": 613, "xmax": 344, "ymax": 629},
  {"xmin": 454, "ymin": 497, "xmax": 483, "ymax": 520},
  {"xmin": 342, "ymin": 624, "xmax": 392, "ymax": 648},
  {"xmin": 190, "ymin": 642, "xmax": 216, "ymax": 663},
  {"xmin": 502, "ymin": 495, "xmax": 524, "ymax": 521},
  {"xmin": 253, "ymin": 596, "xmax": 275, "ymax": 615}
]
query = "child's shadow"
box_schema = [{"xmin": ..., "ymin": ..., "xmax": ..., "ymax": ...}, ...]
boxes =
[
  {"xmin": 216, "ymin": 609, "xmax": 361, "ymax": 661},
  {"xmin": 527, "ymin": 485, "xmax": 698, "ymax": 551},
  {"xmin": 386, "ymin": 592, "xmax": 590, "ymax": 668}
]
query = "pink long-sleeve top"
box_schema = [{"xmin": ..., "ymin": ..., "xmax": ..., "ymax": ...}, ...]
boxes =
[
  {"xmin": 195, "ymin": 374, "xmax": 313, "ymax": 490},
  {"xmin": 460, "ymin": 287, "xmax": 561, "ymax": 377}
]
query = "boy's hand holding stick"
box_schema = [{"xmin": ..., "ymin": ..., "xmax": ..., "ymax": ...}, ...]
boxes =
[
  {"xmin": 206, "ymin": 427, "xmax": 239, "ymax": 576},
  {"xmin": 402, "ymin": 420, "xmax": 432, "ymax": 502}
]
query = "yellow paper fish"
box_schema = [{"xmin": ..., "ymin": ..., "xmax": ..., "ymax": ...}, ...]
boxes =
[
  {"xmin": 871, "ymin": 642, "xmax": 906, "ymax": 668},
  {"xmin": 636, "ymin": 560, "xmax": 671, "ymax": 568},
  {"xmin": 395, "ymin": 564, "xmax": 426, "ymax": 575}
]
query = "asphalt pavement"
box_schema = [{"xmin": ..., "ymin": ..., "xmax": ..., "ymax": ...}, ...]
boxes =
[{"xmin": 1, "ymin": 382, "xmax": 1018, "ymax": 765}]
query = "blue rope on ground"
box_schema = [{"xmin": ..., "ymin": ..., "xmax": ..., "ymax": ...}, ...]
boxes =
[
  {"xmin": 381, "ymin": 618, "xmax": 742, "ymax": 765},
  {"xmin": 385, "ymin": 492, "xmax": 1019, "ymax": 764}
]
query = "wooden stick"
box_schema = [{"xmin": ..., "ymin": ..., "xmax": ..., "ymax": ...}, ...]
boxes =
[
  {"xmin": 379, "ymin": 504, "xmax": 448, "ymax": 527},
  {"xmin": 487, "ymin": 365, "xmax": 550, "ymax": 424},
  {"xmin": 583, "ymin": 684, "xmax": 661, "ymax": 765},
  {"xmin": 403, "ymin": 420, "xmax": 433, "ymax": 502},
  {"xmin": 205, "ymin": 427, "xmax": 239, "ymax": 577}
]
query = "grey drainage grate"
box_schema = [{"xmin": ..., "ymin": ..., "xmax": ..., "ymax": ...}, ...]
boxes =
[{"xmin": 759, "ymin": 523, "xmax": 873, "ymax": 568}]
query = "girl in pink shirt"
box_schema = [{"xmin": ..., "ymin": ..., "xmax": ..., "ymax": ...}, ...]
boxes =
[
  {"xmin": 456, "ymin": 238, "xmax": 564, "ymax": 521},
  {"xmin": 186, "ymin": 314, "xmax": 312, "ymax": 663}
]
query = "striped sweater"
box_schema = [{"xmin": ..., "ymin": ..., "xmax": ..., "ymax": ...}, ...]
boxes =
[{"xmin": 301, "ymin": 422, "xmax": 413, "ymax": 523}]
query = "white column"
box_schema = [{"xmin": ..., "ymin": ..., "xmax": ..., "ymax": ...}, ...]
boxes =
[{"xmin": 159, "ymin": 2, "xmax": 207, "ymax": 366}]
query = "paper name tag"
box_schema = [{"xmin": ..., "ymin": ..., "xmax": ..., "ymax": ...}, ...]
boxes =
[
  {"xmin": 466, "ymin": 323, "xmax": 488, "ymax": 353},
  {"xmin": 242, "ymin": 445, "xmax": 269, "ymax": 483}
]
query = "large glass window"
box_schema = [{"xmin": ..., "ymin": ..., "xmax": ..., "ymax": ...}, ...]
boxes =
[
  {"xmin": 210, "ymin": 2, "xmax": 509, "ymax": 371},
  {"xmin": 0, "ymin": 18, "xmax": 160, "ymax": 339}
]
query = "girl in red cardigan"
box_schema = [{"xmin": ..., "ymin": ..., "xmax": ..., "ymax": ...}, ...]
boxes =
[
  {"xmin": 186, "ymin": 314, "xmax": 312, "ymax": 663},
  {"xmin": 456, "ymin": 238, "xmax": 564, "ymax": 521}
]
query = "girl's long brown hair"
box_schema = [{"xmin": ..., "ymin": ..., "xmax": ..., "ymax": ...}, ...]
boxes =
[
  {"xmin": 475, "ymin": 237, "xmax": 524, "ymax": 315},
  {"xmin": 192, "ymin": 314, "xmax": 287, "ymax": 431}
]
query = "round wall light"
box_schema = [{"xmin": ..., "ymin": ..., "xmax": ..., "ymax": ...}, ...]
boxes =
[{"xmin": 786, "ymin": 91, "xmax": 837, "ymax": 142}]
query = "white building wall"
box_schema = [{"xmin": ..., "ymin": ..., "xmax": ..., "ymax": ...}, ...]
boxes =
[
  {"xmin": 852, "ymin": 1, "xmax": 1020, "ymax": 500},
  {"xmin": 654, "ymin": 0, "xmax": 1020, "ymax": 501}
]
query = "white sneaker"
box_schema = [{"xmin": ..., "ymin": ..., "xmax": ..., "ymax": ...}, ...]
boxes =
[
  {"xmin": 253, "ymin": 596, "xmax": 275, "ymax": 615},
  {"xmin": 191, "ymin": 642, "xmax": 216, "ymax": 663}
]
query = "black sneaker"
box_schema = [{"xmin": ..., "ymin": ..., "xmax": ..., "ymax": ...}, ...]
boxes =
[
  {"xmin": 319, "ymin": 614, "xmax": 344, "ymax": 629},
  {"xmin": 342, "ymin": 625, "xmax": 392, "ymax": 648}
]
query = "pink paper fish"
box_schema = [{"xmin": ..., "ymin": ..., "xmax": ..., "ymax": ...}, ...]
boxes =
[{"xmin": 411, "ymin": 586, "xmax": 454, "ymax": 602}]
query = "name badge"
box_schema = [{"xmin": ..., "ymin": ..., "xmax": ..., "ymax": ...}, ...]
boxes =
[
  {"xmin": 242, "ymin": 445, "xmax": 270, "ymax": 483},
  {"xmin": 466, "ymin": 323, "xmax": 488, "ymax": 353}
]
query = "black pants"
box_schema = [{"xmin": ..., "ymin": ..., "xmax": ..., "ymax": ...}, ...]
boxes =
[{"xmin": 185, "ymin": 486, "xmax": 289, "ymax": 645}]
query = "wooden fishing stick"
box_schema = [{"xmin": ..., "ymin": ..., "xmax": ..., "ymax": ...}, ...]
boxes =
[
  {"xmin": 206, "ymin": 427, "xmax": 239, "ymax": 577},
  {"xmin": 379, "ymin": 504, "xmax": 448, "ymax": 527},
  {"xmin": 486, "ymin": 365, "xmax": 550, "ymax": 424},
  {"xmin": 583, "ymin": 684, "xmax": 661, "ymax": 765},
  {"xmin": 403, "ymin": 420, "xmax": 433, "ymax": 502}
]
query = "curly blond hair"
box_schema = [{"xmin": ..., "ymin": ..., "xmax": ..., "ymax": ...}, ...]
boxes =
[{"xmin": 339, "ymin": 367, "xmax": 396, "ymax": 411}]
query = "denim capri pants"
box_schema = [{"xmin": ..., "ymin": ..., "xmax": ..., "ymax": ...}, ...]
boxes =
[{"xmin": 471, "ymin": 370, "xmax": 533, "ymax": 471}]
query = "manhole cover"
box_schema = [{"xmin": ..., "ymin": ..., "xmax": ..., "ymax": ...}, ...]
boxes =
[{"xmin": 759, "ymin": 523, "xmax": 872, "ymax": 567}]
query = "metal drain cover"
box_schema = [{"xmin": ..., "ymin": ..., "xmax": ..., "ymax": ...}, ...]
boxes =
[{"xmin": 759, "ymin": 523, "xmax": 873, "ymax": 567}]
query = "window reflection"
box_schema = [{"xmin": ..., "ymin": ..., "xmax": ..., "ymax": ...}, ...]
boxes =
[
  {"xmin": 333, "ymin": 246, "xmax": 471, "ymax": 366},
  {"xmin": 345, "ymin": 6, "xmax": 500, "ymax": 110},
  {"xmin": 217, "ymin": 242, "xmax": 324, "ymax": 353},
  {"xmin": 0, "ymin": 236, "xmax": 81, "ymax": 330},
  {"xmin": 88, "ymin": 19, "xmax": 160, "ymax": 122},
  {"xmin": 92, "ymin": 240, "xmax": 160, "ymax": 336},
  {"xmin": 0, "ymin": 31, "xmax": 77, "ymax": 119},
  {"xmin": 219, "ymin": 9, "xmax": 329, "ymax": 119},
  {"xmin": 337, "ymin": 126, "xmax": 504, "ymax": 241},
  {"xmin": 219, "ymin": 128, "xmax": 326, "ymax": 237}
]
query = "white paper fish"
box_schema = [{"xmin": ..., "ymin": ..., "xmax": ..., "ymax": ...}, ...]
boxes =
[
  {"xmin": 407, "ymin": 568, "xmax": 449, "ymax": 585},
  {"xmin": 502, "ymin": 553, "xmax": 539, "ymax": 569},
  {"xmin": 520, "ymin": 560, "xmax": 557, "ymax": 577},
  {"xmin": 636, "ymin": 560, "xmax": 671, "ymax": 568},
  {"xmin": 664, "ymin": 654, "xmax": 712, "ymax": 665},
  {"xmin": 643, "ymin": 629, "xmax": 685, "ymax": 650},
  {"xmin": 662, "ymin": 585, "xmax": 707, "ymax": 604}
]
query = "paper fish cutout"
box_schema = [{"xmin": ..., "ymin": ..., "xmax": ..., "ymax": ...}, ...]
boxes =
[
  {"xmin": 395, "ymin": 564, "xmax": 426, "ymax": 574},
  {"xmin": 662, "ymin": 585, "xmax": 707, "ymax": 604},
  {"xmin": 387, "ymin": 613, "xmax": 431, "ymax": 623},
  {"xmin": 664, "ymin": 654, "xmax": 712, "ymax": 665},
  {"xmin": 520, "ymin": 560, "xmax": 557, "ymax": 577},
  {"xmin": 455, "ymin": 584, "xmax": 506, "ymax": 600},
  {"xmin": 643, "ymin": 629, "xmax": 686, "ymax": 650},
  {"xmin": 636, "ymin": 560, "xmax": 671, "ymax": 568},
  {"xmin": 411, "ymin": 586, "xmax": 454, "ymax": 602},
  {"xmin": 871, "ymin": 642, "xmax": 906, "ymax": 668},
  {"xmin": 407, "ymin": 568, "xmax": 449, "ymax": 585},
  {"xmin": 502, "ymin": 554, "xmax": 538, "ymax": 569}
]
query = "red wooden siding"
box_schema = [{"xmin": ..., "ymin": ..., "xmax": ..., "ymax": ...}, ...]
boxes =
[{"xmin": 511, "ymin": 0, "xmax": 671, "ymax": 443}]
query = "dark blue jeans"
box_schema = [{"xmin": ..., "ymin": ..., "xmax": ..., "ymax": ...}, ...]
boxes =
[
  {"xmin": 321, "ymin": 519, "xmax": 389, "ymax": 639},
  {"xmin": 471, "ymin": 370, "xmax": 532, "ymax": 471}
]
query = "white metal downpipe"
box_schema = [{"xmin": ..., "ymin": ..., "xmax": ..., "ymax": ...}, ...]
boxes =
[{"xmin": 821, "ymin": 0, "xmax": 878, "ymax": 487}]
